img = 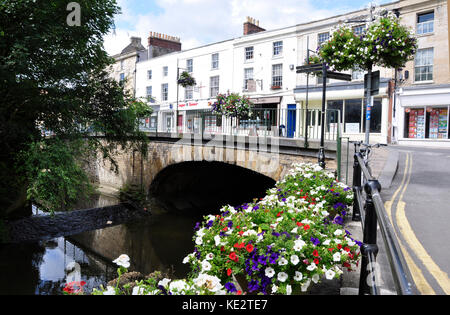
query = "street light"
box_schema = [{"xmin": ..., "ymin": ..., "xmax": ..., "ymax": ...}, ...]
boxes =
[{"xmin": 176, "ymin": 65, "xmax": 188, "ymax": 133}]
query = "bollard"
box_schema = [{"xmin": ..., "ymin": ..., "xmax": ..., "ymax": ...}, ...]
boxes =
[
  {"xmin": 358, "ymin": 180, "xmax": 381, "ymax": 295},
  {"xmin": 352, "ymin": 152, "xmax": 362, "ymax": 221}
]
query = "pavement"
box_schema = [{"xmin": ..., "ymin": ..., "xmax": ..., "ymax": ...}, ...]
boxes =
[{"xmin": 340, "ymin": 145, "xmax": 400, "ymax": 295}]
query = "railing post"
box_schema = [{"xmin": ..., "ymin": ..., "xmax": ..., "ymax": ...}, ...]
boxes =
[
  {"xmin": 352, "ymin": 152, "xmax": 362, "ymax": 222},
  {"xmin": 359, "ymin": 179, "xmax": 381, "ymax": 295}
]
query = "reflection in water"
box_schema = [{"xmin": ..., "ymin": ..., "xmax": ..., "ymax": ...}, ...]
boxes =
[
  {"xmin": 0, "ymin": 194, "xmax": 213, "ymax": 295},
  {"xmin": 0, "ymin": 238, "xmax": 117, "ymax": 295}
]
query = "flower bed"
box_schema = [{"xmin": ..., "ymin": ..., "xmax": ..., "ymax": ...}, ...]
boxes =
[{"xmin": 91, "ymin": 163, "xmax": 361, "ymax": 295}]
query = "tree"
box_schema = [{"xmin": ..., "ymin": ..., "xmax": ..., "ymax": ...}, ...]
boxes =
[{"xmin": 0, "ymin": 0, "xmax": 152, "ymax": 218}]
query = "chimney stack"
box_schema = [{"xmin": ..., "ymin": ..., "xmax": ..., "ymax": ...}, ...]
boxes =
[
  {"xmin": 148, "ymin": 31, "xmax": 182, "ymax": 59},
  {"xmin": 244, "ymin": 16, "xmax": 265, "ymax": 35}
]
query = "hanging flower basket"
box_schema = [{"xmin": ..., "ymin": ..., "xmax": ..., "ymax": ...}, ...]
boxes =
[
  {"xmin": 212, "ymin": 93, "xmax": 253, "ymax": 119},
  {"xmin": 318, "ymin": 13, "xmax": 417, "ymax": 72},
  {"xmin": 177, "ymin": 71, "xmax": 196, "ymax": 88}
]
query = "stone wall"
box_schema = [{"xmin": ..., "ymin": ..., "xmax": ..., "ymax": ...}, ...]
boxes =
[{"xmin": 90, "ymin": 140, "xmax": 337, "ymax": 198}]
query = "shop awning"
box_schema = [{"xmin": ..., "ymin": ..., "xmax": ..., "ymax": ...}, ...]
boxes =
[
  {"xmin": 399, "ymin": 91, "xmax": 450, "ymax": 107},
  {"xmin": 250, "ymin": 96, "xmax": 282, "ymax": 104}
]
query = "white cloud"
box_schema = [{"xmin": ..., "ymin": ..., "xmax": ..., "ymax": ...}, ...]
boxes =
[{"xmin": 103, "ymin": 0, "xmax": 342, "ymax": 56}]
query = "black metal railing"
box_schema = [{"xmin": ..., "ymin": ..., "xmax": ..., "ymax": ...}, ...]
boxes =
[{"xmin": 352, "ymin": 144, "xmax": 418, "ymax": 295}]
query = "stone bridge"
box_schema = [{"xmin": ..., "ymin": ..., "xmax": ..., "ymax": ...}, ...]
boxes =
[{"xmin": 90, "ymin": 134, "xmax": 338, "ymax": 215}]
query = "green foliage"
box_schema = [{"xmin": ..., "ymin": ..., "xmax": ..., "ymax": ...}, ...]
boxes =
[
  {"xmin": 119, "ymin": 183, "xmax": 148, "ymax": 209},
  {"xmin": 17, "ymin": 139, "xmax": 95, "ymax": 214},
  {"xmin": 319, "ymin": 13, "xmax": 417, "ymax": 71},
  {"xmin": 0, "ymin": 0, "xmax": 152, "ymax": 217}
]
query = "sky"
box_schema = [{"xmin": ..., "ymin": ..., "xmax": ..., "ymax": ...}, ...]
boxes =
[{"xmin": 103, "ymin": 0, "xmax": 394, "ymax": 56}]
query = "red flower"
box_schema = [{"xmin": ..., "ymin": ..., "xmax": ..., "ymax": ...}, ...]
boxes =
[
  {"xmin": 303, "ymin": 224, "xmax": 310, "ymax": 231},
  {"xmin": 246, "ymin": 244, "xmax": 254, "ymax": 253},
  {"xmin": 337, "ymin": 244, "xmax": 342, "ymax": 250},
  {"xmin": 344, "ymin": 247, "xmax": 351, "ymax": 252},
  {"xmin": 222, "ymin": 227, "xmax": 228, "ymax": 232},
  {"xmin": 234, "ymin": 242, "xmax": 245, "ymax": 249},
  {"xmin": 229, "ymin": 252, "xmax": 239, "ymax": 262},
  {"xmin": 220, "ymin": 246, "xmax": 225, "ymax": 252},
  {"xmin": 239, "ymin": 230, "xmax": 244, "ymax": 236},
  {"xmin": 236, "ymin": 290, "xmax": 242, "ymax": 295},
  {"xmin": 328, "ymin": 248, "xmax": 334, "ymax": 252},
  {"xmin": 296, "ymin": 222, "xmax": 304, "ymax": 227},
  {"xmin": 227, "ymin": 268, "xmax": 232, "ymax": 276},
  {"xmin": 314, "ymin": 259, "xmax": 320, "ymax": 265},
  {"xmin": 313, "ymin": 250, "xmax": 319, "ymax": 257},
  {"xmin": 63, "ymin": 281, "xmax": 86, "ymax": 295}
]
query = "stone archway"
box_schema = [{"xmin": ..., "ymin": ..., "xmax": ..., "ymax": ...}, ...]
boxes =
[{"xmin": 149, "ymin": 161, "xmax": 276, "ymax": 216}]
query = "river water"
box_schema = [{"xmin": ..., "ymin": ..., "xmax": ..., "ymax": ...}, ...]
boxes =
[{"xmin": 0, "ymin": 195, "xmax": 207, "ymax": 295}]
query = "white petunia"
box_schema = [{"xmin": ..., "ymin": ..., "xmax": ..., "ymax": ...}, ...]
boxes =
[
  {"xmin": 325, "ymin": 269, "xmax": 336, "ymax": 280},
  {"xmin": 294, "ymin": 271, "xmax": 303, "ymax": 282},
  {"xmin": 169, "ymin": 280, "xmax": 189, "ymax": 294},
  {"xmin": 290, "ymin": 255, "xmax": 300, "ymax": 266},
  {"xmin": 214, "ymin": 235, "xmax": 221, "ymax": 246},
  {"xmin": 277, "ymin": 272, "xmax": 288, "ymax": 283},
  {"xmin": 103, "ymin": 286, "xmax": 116, "ymax": 295},
  {"xmin": 286, "ymin": 285, "xmax": 292, "ymax": 295},
  {"xmin": 278, "ymin": 257, "xmax": 288, "ymax": 266},
  {"xmin": 195, "ymin": 236, "xmax": 203, "ymax": 245},
  {"xmin": 113, "ymin": 254, "xmax": 130, "ymax": 268},
  {"xmin": 334, "ymin": 229, "xmax": 343, "ymax": 236},
  {"xmin": 312, "ymin": 274, "xmax": 320, "ymax": 284},
  {"xmin": 301, "ymin": 280, "xmax": 311, "ymax": 292},
  {"xmin": 333, "ymin": 252, "xmax": 341, "ymax": 262},
  {"xmin": 272, "ymin": 285, "xmax": 278, "ymax": 294},
  {"xmin": 265, "ymin": 267, "xmax": 275, "ymax": 278},
  {"xmin": 201, "ymin": 260, "xmax": 212, "ymax": 271},
  {"xmin": 205, "ymin": 253, "xmax": 214, "ymax": 261},
  {"xmin": 306, "ymin": 263, "xmax": 317, "ymax": 271},
  {"xmin": 158, "ymin": 278, "xmax": 171, "ymax": 288},
  {"xmin": 293, "ymin": 239, "xmax": 306, "ymax": 251},
  {"xmin": 132, "ymin": 286, "xmax": 145, "ymax": 295}
]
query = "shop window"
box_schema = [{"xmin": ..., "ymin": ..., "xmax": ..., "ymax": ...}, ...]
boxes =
[
  {"xmin": 404, "ymin": 108, "xmax": 425, "ymax": 139},
  {"xmin": 363, "ymin": 98, "xmax": 383, "ymax": 133},
  {"xmin": 344, "ymin": 99, "xmax": 362, "ymax": 133},
  {"xmin": 428, "ymin": 108, "xmax": 448, "ymax": 139},
  {"xmin": 327, "ymin": 100, "xmax": 343, "ymax": 132}
]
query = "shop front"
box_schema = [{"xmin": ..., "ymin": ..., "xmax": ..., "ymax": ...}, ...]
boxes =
[
  {"xmin": 294, "ymin": 79, "xmax": 390, "ymax": 144},
  {"xmin": 397, "ymin": 85, "xmax": 450, "ymax": 146}
]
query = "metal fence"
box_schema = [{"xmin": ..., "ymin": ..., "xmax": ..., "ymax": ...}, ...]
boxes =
[
  {"xmin": 352, "ymin": 144, "xmax": 418, "ymax": 295},
  {"xmin": 139, "ymin": 108, "xmax": 342, "ymax": 142}
]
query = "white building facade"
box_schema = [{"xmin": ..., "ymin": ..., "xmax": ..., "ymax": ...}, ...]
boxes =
[{"xmin": 127, "ymin": 0, "xmax": 449, "ymax": 145}]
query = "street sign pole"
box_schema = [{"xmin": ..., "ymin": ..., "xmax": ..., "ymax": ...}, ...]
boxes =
[{"xmin": 365, "ymin": 67, "xmax": 372, "ymax": 145}]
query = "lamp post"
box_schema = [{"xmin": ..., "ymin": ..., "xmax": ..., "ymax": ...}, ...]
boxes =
[{"xmin": 176, "ymin": 65, "xmax": 188, "ymax": 134}]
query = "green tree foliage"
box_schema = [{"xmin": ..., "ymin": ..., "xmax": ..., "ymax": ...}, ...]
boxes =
[{"xmin": 0, "ymin": 0, "xmax": 152, "ymax": 217}]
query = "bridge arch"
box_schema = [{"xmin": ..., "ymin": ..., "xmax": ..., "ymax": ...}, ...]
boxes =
[{"xmin": 149, "ymin": 161, "xmax": 276, "ymax": 216}]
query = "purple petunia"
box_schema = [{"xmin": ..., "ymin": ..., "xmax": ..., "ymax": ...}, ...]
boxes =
[{"xmin": 225, "ymin": 282, "xmax": 237, "ymax": 293}]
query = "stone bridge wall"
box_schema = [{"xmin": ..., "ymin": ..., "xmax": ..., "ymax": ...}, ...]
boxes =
[{"xmin": 91, "ymin": 140, "xmax": 337, "ymax": 195}]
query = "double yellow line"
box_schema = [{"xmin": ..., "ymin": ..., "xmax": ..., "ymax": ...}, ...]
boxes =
[{"xmin": 385, "ymin": 153, "xmax": 450, "ymax": 295}]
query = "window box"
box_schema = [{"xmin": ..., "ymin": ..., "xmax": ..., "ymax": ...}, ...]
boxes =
[{"xmin": 271, "ymin": 85, "xmax": 282, "ymax": 90}]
